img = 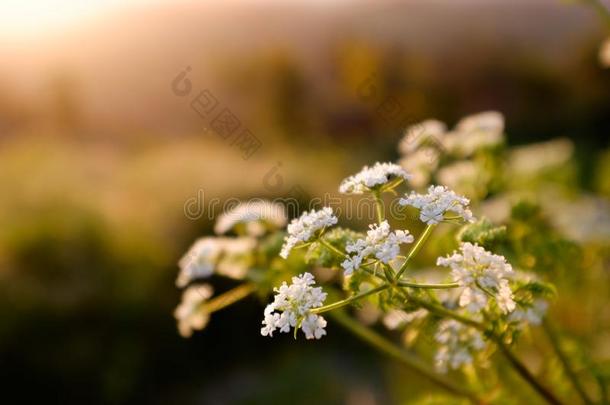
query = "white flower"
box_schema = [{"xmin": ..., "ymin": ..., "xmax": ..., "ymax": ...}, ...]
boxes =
[
  {"xmin": 215, "ymin": 238, "xmax": 257, "ymax": 279},
  {"xmin": 456, "ymin": 111, "xmax": 504, "ymax": 135},
  {"xmin": 509, "ymin": 300, "xmax": 548, "ymax": 327},
  {"xmin": 398, "ymin": 148, "xmax": 439, "ymax": 189},
  {"xmin": 436, "ymin": 160, "xmax": 481, "ymax": 196},
  {"xmin": 261, "ymin": 272, "xmax": 328, "ymax": 339},
  {"xmin": 399, "ymin": 119, "xmax": 447, "ymax": 155},
  {"xmin": 444, "ymin": 111, "xmax": 504, "ymax": 157},
  {"xmin": 437, "ymin": 242, "xmax": 515, "ymax": 314},
  {"xmin": 177, "ymin": 237, "xmax": 255, "ymax": 286},
  {"xmin": 280, "ymin": 207, "xmax": 338, "ymax": 259},
  {"xmin": 341, "ymin": 220, "xmax": 414, "ymax": 275},
  {"xmin": 177, "ymin": 238, "xmax": 222, "ymax": 287},
  {"xmin": 382, "ymin": 308, "xmax": 428, "ymax": 330},
  {"xmin": 214, "ymin": 200, "xmax": 287, "ymax": 236},
  {"xmin": 174, "ymin": 284, "xmax": 213, "ymax": 338},
  {"xmin": 508, "ymin": 138, "xmax": 573, "ymax": 175},
  {"xmin": 600, "ymin": 37, "xmax": 610, "ymax": 68},
  {"xmin": 434, "ymin": 319, "xmax": 486, "ymax": 372},
  {"xmin": 339, "ymin": 162, "xmax": 411, "ymax": 194},
  {"xmin": 399, "ymin": 185, "xmax": 474, "ymax": 225},
  {"xmin": 301, "ymin": 313, "xmax": 328, "ymax": 339},
  {"xmin": 496, "ymin": 280, "xmax": 516, "ymax": 313}
]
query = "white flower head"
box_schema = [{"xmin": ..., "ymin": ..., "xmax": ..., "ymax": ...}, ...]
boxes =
[
  {"xmin": 600, "ymin": 37, "xmax": 610, "ymax": 68},
  {"xmin": 214, "ymin": 200, "xmax": 287, "ymax": 236},
  {"xmin": 339, "ymin": 162, "xmax": 411, "ymax": 194},
  {"xmin": 399, "ymin": 119, "xmax": 447, "ymax": 155},
  {"xmin": 437, "ymin": 242, "xmax": 515, "ymax": 314},
  {"xmin": 436, "ymin": 160, "xmax": 481, "ymax": 196},
  {"xmin": 261, "ymin": 272, "xmax": 328, "ymax": 339},
  {"xmin": 399, "ymin": 185, "xmax": 474, "ymax": 225},
  {"xmin": 174, "ymin": 284, "xmax": 213, "ymax": 338},
  {"xmin": 508, "ymin": 138, "xmax": 574, "ymax": 175},
  {"xmin": 280, "ymin": 207, "xmax": 338, "ymax": 259},
  {"xmin": 177, "ymin": 238, "xmax": 223, "ymax": 287},
  {"xmin": 434, "ymin": 319, "xmax": 486, "ymax": 372},
  {"xmin": 398, "ymin": 148, "xmax": 439, "ymax": 189},
  {"xmin": 215, "ymin": 238, "xmax": 257, "ymax": 279},
  {"xmin": 444, "ymin": 111, "xmax": 504, "ymax": 157},
  {"xmin": 382, "ymin": 308, "xmax": 428, "ymax": 330},
  {"xmin": 177, "ymin": 237, "xmax": 255, "ymax": 286},
  {"xmin": 509, "ymin": 300, "xmax": 548, "ymax": 327},
  {"xmin": 341, "ymin": 220, "xmax": 414, "ymax": 275},
  {"xmin": 456, "ymin": 111, "xmax": 504, "ymax": 135}
]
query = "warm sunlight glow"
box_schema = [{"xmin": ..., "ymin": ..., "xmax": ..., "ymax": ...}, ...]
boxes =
[{"xmin": 0, "ymin": 0, "xmax": 161, "ymax": 39}]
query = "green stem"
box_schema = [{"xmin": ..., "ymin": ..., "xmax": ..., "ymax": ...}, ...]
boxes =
[
  {"xmin": 318, "ymin": 238, "xmax": 387, "ymax": 282},
  {"xmin": 318, "ymin": 238, "xmax": 347, "ymax": 259},
  {"xmin": 311, "ymin": 284, "xmax": 389, "ymax": 314},
  {"xmin": 329, "ymin": 311, "xmax": 483, "ymax": 403},
  {"xmin": 408, "ymin": 295, "xmax": 561, "ymax": 405},
  {"xmin": 313, "ymin": 281, "xmax": 462, "ymax": 316},
  {"xmin": 382, "ymin": 263, "xmax": 396, "ymax": 282},
  {"xmin": 395, "ymin": 224, "xmax": 435, "ymax": 279},
  {"xmin": 405, "ymin": 293, "xmax": 483, "ymax": 329},
  {"xmin": 543, "ymin": 320, "xmax": 593, "ymax": 404},
  {"xmin": 203, "ymin": 283, "xmax": 255, "ymax": 313},
  {"xmin": 495, "ymin": 340, "xmax": 564, "ymax": 405},
  {"xmin": 379, "ymin": 177, "xmax": 405, "ymax": 193},
  {"xmin": 372, "ymin": 190, "xmax": 385, "ymax": 224},
  {"xmin": 404, "ymin": 293, "xmax": 564, "ymax": 405},
  {"xmin": 397, "ymin": 281, "xmax": 460, "ymax": 289}
]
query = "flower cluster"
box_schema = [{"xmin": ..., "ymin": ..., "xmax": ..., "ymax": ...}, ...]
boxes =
[
  {"xmin": 214, "ymin": 200, "xmax": 287, "ymax": 236},
  {"xmin": 509, "ymin": 300, "xmax": 548, "ymax": 327},
  {"xmin": 437, "ymin": 242, "xmax": 515, "ymax": 314},
  {"xmin": 339, "ymin": 162, "xmax": 411, "ymax": 194},
  {"xmin": 261, "ymin": 272, "xmax": 328, "ymax": 339},
  {"xmin": 176, "ymin": 237, "xmax": 255, "ymax": 286},
  {"xmin": 444, "ymin": 111, "xmax": 504, "ymax": 157},
  {"xmin": 398, "ymin": 112, "xmax": 504, "ymax": 191},
  {"xmin": 280, "ymin": 207, "xmax": 338, "ymax": 258},
  {"xmin": 341, "ymin": 220, "xmax": 414, "ymax": 275},
  {"xmin": 399, "ymin": 119, "xmax": 447, "ymax": 155},
  {"xmin": 382, "ymin": 308, "xmax": 428, "ymax": 330},
  {"xmin": 400, "ymin": 185, "xmax": 474, "ymax": 225},
  {"xmin": 174, "ymin": 284, "xmax": 213, "ymax": 338},
  {"xmin": 434, "ymin": 320, "xmax": 486, "ymax": 372}
]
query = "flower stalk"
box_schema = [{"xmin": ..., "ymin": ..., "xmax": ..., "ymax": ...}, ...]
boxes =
[
  {"xmin": 395, "ymin": 224, "xmax": 435, "ymax": 279},
  {"xmin": 330, "ymin": 310, "xmax": 483, "ymax": 403}
]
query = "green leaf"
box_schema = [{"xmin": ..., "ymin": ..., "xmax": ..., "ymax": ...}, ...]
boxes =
[
  {"xmin": 304, "ymin": 227, "xmax": 363, "ymax": 268},
  {"xmin": 457, "ymin": 217, "xmax": 506, "ymax": 248}
]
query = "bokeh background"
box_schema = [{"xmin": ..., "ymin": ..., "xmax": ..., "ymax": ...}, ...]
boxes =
[{"xmin": 1, "ymin": 0, "xmax": 609, "ymax": 403}]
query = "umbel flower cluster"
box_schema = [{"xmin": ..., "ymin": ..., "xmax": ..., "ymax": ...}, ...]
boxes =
[
  {"xmin": 261, "ymin": 272, "xmax": 328, "ymax": 339},
  {"xmin": 175, "ymin": 111, "xmax": 571, "ymax": 404},
  {"xmin": 341, "ymin": 220, "xmax": 413, "ymax": 275}
]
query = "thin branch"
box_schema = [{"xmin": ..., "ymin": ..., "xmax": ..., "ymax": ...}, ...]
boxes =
[
  {"xmin": 397, "ymin": 281, "xmax": 460, "ymax": 289},
  {"xmin": 495, "ymin": 339, "xmax": 564, "ymax": 405},
  {"xmin": 311, "ymin": 284, "xmax": 389, "ymax": 314},
  {"xmin": 372, "ymin": 190, "xmax": 385, "ymax": 224},
  {"xmin": 203, "ymin": 283, "xmax": 255, "ymax": 313},
  {"xmin": 543, "ymin": 320, "xmax": 593, "ymax": 404},
  {"xmin": 318, "ymin": 238, "xmax": 348, "ymax": 259},
  {"xmin": 396, "ymin": 224, "xmax": 435, "ymax": 279},
  {"xmin": 404, "ymin": 293, "xmax": 564, "ymax": 405},
  {"xmin": 329, "ymin": 311, "xmax": 483, "ymax": 403}
]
